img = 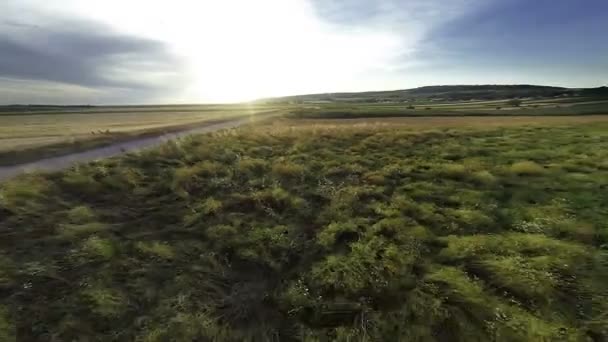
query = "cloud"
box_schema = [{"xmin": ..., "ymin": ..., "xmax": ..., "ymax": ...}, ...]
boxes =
[
  {"xmin": 0, "ymin": 18, "xmax": 183, "ymax": 89},
  {"xmin": 0, "ymin": 3, "xmax": 187, "ymax": 105},
  {"xmin": 308, "ymin": 0, "xmax": 497, "ymax": 71},
  {"xmin": 3, "ymin": 0, "xmax": 602, "ymax": 104}
]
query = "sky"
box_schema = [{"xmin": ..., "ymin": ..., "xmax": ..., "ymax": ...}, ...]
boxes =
[{"xmin": 1, "ymin": 0, "xmax": 607, "ymax": 104}]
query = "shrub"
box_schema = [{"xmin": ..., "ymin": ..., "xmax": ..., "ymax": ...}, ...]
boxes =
[
  {"xmin": 65, "ymin": 205, "xmax": 97, "ymax": 224},
  {"xmin": 509, "ymin": 161, "xmax": 545, "ymax": 176},
  {"xmin": 236, "ymin": 158, "xmax": 268, "ymax": 176},
  {"xmin": 317, "ymin": 221, "xmax": 360, "ymax": 248},
  {"xmin": 82, "ymin": 236, "xmax": 115, "ymax": 259},
  {"xmin": 0, "ymin": 176, "xmax": 54, "ymax": 214},
  {"xmin": 447, "ymin": 208, "xmax": 495, "ymax": 232},
  {"xmin": 272, "ymin": 161, "xmax": 305, "ymax": 179},
  {"xmin": 437, "ymin": 163, "xmax": 467, "ymax": 180},
  {"xmin": 477, "ymin": 256, "xmax": 558, "ymax": 300},
  {"xmin": 507, "ymin": 99, "xmax": 523, "ymax": 107},
  {"xmin": 81, "ymin": 286, "xmax": 127, "ymax": 318},
  {"xmin": 469, "ymin": 170, "xmax": 497, "ymax": 185},
  {"xmin": 135, "ymin": 241, "xmax": 175, "ymax": 259}
]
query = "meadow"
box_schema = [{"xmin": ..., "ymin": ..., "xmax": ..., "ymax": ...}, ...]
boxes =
[
  {"xmin": 0, "ymin": 104, "xmax": 278, "ymax": 165},
  {"xmin": 1, "ymin": 117, "xmax": 607, "ymax": 341},
  {"xmin": 287, "ymin": 98, "xmax": 608, "ymax": 119},
  {"xmin": 2, "ymin": 94, "xmax": 607, "ymax": 166}
]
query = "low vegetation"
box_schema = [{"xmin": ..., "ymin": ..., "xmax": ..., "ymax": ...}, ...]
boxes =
[
  {"xmin": 1, "ymin": 119, "xmax": 607, "ymax": 341},
  {"xmin": 287, "ymin": 100, "xmax": 608, "ymax": 119}
]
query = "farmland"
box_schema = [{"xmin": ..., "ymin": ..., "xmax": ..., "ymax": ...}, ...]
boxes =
[
  {"xmin": 286, "ymin": 97, "xmax": 608, "ymax": 119},
  {"xmin": 1, "ymin": 116, "xmax": 607, "ymax": 340},
  {"xmin": 3, "ymin": 92, "xmax": 608, "ymax": 167},
  {"xmin": 0, "ymin": 104, "xmax": 279, "ymax": 165}
]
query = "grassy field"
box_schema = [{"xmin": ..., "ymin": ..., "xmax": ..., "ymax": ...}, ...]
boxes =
[
  {"xmin": 1, "ymin": 116, "xmax": 607, "ymax": 341},
  {"xmin": 288, "ymin": 98, "xmax": 608, "ymax": 119},
  {"xmin": 2, "ymin": 96, "xmax": 607, "ymax": 167},
  {"xmin": 0, "ymin": 104, "xmax": 280, "ymax": 165}
]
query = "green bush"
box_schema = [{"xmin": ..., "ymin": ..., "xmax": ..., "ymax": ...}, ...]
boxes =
[
  {"xmin": 81, "ymin": 285, "xmax": 127, "ymax": 318},
  {"xmin": 81, "ymin": 236, "xmax": 116, "ymax": 259},
  {"xmin": 509, "ymin": 161, "xmax": 546, "ymax": 176},
  {"xmin": 135, "ymin": 241, "xmax": 175, "ymax": 260}
]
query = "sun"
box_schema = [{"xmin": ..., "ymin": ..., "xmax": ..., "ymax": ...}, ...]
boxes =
[{"xmin": 68, "ymin": 0, "xmax": 401, "ymax": 103}]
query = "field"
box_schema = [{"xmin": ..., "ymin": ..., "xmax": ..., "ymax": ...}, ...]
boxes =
[
  {"xmin": 1, "ymin": 116, "xmax": 607, "ymax": 341},
  {"xmin": 0, "ymin": 104, "xmax": 279, "ymax": 165},
  {"xmin": 3, "ymin": 95, "xmax": 608, "ymax": 167},
  {"xmin": 287, "ymin": 98, "xmax": 608, "ymax": 119}
]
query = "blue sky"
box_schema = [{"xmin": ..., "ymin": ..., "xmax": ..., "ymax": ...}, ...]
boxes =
[
  {"xmin": 422, "ymin": 0, "xmax": 608, "ymax": 83},
  {"xmin": 1, "ymin": 0, "xmax": 606, "ymax": 104}
]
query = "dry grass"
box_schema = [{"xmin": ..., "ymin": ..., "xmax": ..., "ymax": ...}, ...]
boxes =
[{"xmin": 0, "ymin": 107, "xmax": 270, "ymax": 153}]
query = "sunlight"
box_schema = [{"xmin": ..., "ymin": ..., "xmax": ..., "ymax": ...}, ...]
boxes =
[
  {"xmin": 179, "ymin": 0, "xmax": 401, "ymax": 102},
  {"xmin": 35, "ymin": 0, "xmax": 402, "ymax": 102}
]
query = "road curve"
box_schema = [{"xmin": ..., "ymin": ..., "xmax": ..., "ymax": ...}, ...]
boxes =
[{"xmin": 0, "ymin": 115, "xmax": 265, "ymax": 182}]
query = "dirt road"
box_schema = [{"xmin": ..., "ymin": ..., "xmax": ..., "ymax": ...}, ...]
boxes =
[{"xmin": 0, "ymin": 115, "xmax": 263, "ymax": 182}]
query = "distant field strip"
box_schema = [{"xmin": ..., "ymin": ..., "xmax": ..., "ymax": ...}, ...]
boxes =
[
  {"xmin": 286, "ymin": 115, "xmax": 608, "ymax": 127},
  {"xmin": 0, "ymin": 106, "xmax": 283, "ymax": 166},
  {"xmin": 0, "ymin": 109, "xmax": 264, "ymax": 152}
]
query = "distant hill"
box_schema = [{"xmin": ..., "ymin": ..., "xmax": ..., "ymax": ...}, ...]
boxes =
[
  {"xmin": 579, "ymin": 86, "xmax": 608, "ymax": 97},
  {"xmin": 0, "ymin": 105, "xmax": 96, "ymax": 113},
  {"xmin": 262, "ymin": 85, "xmax": 608, "ymax": 103}
]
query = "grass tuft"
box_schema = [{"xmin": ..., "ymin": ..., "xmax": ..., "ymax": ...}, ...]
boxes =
[{"xmin": 509, "ymin": 161, "xmax": 546, "ymax": 176}]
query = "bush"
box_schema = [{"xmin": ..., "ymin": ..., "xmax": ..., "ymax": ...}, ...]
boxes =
[
  {"xmin": 135, "ymin": 241, "xmax": 175, "ymax": 259},
  {"xmin": 81, "ymin": 236, "xmax": 115, "ymax": 259},
  {"xmin": 509, "ymin": 161, "xmax": 546, "ymax": 176},
  {"xmin": 469, "ymin": 170, "xmax": 496, "ymax": 185},
  {"xmin": 436, "ymin": 163, "xmax": 467, "ymax": 180},
  {"xmin": 507, "ymin": 99, "xmax": 523, "ymax": 107},
  {"xmin": 81, "ymin": 286, "xmax": 127, "ymax": 318},
  {"xmin": 271, "ymin": 161, "xmax": 305, "ymax": 179},
  {"xmin": 65, "ymin": 205, "xmax": 97, "ymax": 224}
]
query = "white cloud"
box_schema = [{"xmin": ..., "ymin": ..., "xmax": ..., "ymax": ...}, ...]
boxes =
[{"xmin": 2, "ymin": 0, "xmax": 493, "ymax": 103}]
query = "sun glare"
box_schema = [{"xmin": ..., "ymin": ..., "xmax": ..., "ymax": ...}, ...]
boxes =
[
  {"xmin": 65, "ymin": 0, "xmax": 400, "ymax": 102},
  {"xmin": 15, "ymin": 0, "xmax": 402, "ymax": 103}
]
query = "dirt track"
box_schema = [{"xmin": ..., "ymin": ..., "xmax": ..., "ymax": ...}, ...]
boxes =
[{"xmin": 0, "ymin": 116, "xmax": 259, "ymax": 182}]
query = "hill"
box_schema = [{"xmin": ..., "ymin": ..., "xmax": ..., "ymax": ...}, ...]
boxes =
[{"xmin": 262, "ymin": 85, "xmax": 607, "ymax": 103}]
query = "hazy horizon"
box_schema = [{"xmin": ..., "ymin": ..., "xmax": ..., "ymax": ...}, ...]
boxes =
[{"xmin": 2, "ymin": 0, "xmax": 607, "ymax": 105}]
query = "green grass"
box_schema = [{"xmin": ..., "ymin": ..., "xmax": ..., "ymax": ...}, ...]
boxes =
[
  {"xmin": 287, "ymin": 99, "xmax": 608, "ymax": 119},
  {"xmin": 1, "ymin": 119, "xmax": 607, "ymax": 340}
]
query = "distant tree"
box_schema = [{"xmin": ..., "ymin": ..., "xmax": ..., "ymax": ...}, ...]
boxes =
[
  {"xmin": 407, "ymin": 105, "xmax": 416, "ymax": 110},
  {"xmin": 425, "ymin": 107, "xmax": 432, "ymax": 110},
  {"xmin": 507, "ymin": 99, "xmax": 522, "ymax": 107},
  {"xmin": 496, "ymin": 106, "xmax": 502, "ymax": 110}
]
